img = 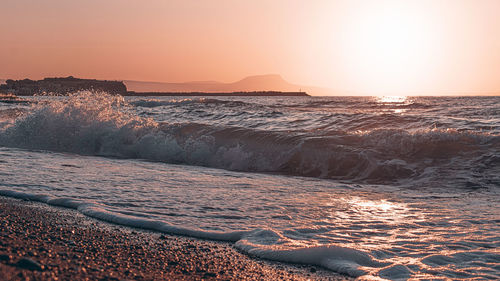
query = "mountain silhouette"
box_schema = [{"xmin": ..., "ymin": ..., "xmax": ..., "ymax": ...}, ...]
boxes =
[
  {"xmin": 124, "ymin": 74, "xmax": 332, "ymax": 95},
  {"xmin": 226, "ymin": 74, "xmax": 297, "ymax": 91},
  {"xmin": 0, "ymin": 76, "xmax": 338, "ymax": 95}
]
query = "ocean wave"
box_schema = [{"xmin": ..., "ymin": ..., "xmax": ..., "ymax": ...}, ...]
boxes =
[
  {"xmin": 130, "ymin": 98, "xmax": 207, "ymax": 107},
  {"xmin": 0, "ymin": 108, "xmax": 28, "ymax": 119},
  {"xmin": 0, "ymin": 92, "xmax": 498, "ymax": 185},
  {"xmin": 283, "ymin": 98, "xmax": 431, "ymax": 110},
  {"xmin": 129, "ymin": 97, "xmax": 251, "ymax": 108}
]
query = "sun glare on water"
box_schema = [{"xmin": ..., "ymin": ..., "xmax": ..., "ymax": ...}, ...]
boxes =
[
  {"xmin": 375, "ymin": 95, "xmax": 411, "ymax": 113},
  {"xmin": 376, "ymin": 95, "xmax": 408, "ymax": 103}
]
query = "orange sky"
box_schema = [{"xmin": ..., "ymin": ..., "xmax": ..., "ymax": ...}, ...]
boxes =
[{"xmin": 1, "ymin": 0, "xmax": 499, "ymax": 95}]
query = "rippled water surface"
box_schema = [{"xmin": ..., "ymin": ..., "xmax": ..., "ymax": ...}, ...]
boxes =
[{"xmin": 0, "ymin": 93, "xmax": 499, "ymax": 279}]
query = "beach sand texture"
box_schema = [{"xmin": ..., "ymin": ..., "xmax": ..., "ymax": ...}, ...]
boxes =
[{"xmin": 0, "ymin": 197, "xmax": 349, "ymax": 280}]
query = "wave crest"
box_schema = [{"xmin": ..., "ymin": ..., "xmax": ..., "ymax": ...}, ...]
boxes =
[
  {"xmin": 129, "ymin": 97, "xmax": 250, "ymax": 108},
  {"xmin": 0, "ymin": 92, "xmax": 497, "ymax": 185}
]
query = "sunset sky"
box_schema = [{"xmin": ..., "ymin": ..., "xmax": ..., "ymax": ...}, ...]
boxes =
[{"xmin": 1, "ymin": 0, "xmax": 499, "ymax": 95}]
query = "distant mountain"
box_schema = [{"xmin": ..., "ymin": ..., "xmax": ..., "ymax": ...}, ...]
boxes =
[
  {"xmin": 124, "ymin": 74, "xmax": 335, "ymax": 96},
  {"xmin": 226, "ymin": 74, "xmax": 299, "ymax": 92},
  {"xmin": 0, "ymin": 75, "xmax": 341, "ymax": 95}
]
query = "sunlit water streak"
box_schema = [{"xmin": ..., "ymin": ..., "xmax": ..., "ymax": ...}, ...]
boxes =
[{"xmin": 0, "ymin": 93, "xmax": 498, "ymax": 279}]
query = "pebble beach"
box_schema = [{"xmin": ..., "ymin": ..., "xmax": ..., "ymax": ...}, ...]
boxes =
[{"xmin": 0, "ymin": 197, "xmax": 350, "ymax": 280}]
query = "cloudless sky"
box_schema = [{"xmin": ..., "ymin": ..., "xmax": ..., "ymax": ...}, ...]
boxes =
[{"xmin": 1, "ymin": 0, "xmax": 499, "ymax": 94}]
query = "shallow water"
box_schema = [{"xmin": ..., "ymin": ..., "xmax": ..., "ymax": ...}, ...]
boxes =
[{"xmin": 0, "ymin": 93, "xmax": 499, "ymax": 279}]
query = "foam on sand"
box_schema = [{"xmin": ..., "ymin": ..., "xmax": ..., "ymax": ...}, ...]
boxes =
[{"xmin": 0, "ymin": 189, "xmax": 387, "ymax": 278}]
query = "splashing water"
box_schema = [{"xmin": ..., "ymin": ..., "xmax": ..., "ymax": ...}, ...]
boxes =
[{"xmin": 0, "ymin": 92, "xmax": 499, "ymax": 279}]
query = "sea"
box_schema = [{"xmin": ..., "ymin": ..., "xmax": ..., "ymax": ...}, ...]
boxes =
[{"xmin": 0, "ymin": 92, "xmax": 498, "ymax": 280}]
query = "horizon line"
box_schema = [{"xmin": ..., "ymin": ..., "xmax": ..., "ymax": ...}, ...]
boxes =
[{"xmin": 1, "ymin": 76, "xmax": 499, "ymax": 96}]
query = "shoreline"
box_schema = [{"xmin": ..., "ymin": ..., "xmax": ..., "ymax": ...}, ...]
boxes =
[{"xmin": 0, "ymin": 196, "xmax": 350, "ymax": 280}]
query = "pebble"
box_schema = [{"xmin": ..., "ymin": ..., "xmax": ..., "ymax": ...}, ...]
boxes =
[
  {"xmin": 15, "ymin": 257, "xmax": 44, "ymax": 271},
  {"xmin": 0, "ymin": 197, "xmax": 343, "ymax": 281},
  {"xmin": 204, "ymin": 272, "xmax": 217, "ymax": 278},
  {"xmin": 0, "ymin": 254, "xmax": 11, "ymax": 262}
]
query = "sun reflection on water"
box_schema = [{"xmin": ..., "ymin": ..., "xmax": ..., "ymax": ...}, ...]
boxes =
[
  {"xmin": 324, "ymin": 196, "xmax": 428, "ymax": 252},
  {"xmin": 374, "ymin": 95, "xmax": 411, "ymax": 114},
  {"xmin": 375, "ymin": 95, "xmax": 408, "ymax": 104},
  {"xmin": 342, "ymin": 197, "xmax": 416, "ymax": 224}
]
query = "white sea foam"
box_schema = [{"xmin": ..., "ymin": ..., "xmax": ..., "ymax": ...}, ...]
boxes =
[
  {"xmin": 0, "ymin": 188, "xmax": 386, "ymax": 278},
  {"xmin": 235, "ymin": 238, "xmax": 389, "ymax": 277},
  {"xmin": 0, "ymin": 91, "xmax": 498, "ymax": 187}
]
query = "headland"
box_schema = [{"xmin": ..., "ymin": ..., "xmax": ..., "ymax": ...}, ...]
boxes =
[{"xmin": 0, "ymin": 77, "xmax": 309, "ymax": 97}]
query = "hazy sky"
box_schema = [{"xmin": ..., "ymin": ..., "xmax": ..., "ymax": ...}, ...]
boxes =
[{"xmin": 1, "ymin": 0, "xmax": 499, "ymax": 94}]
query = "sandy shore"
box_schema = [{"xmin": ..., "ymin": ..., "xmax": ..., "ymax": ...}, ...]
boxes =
[{"xmin": 0, "ymin": 197, "xmax": 350, "ymax": 280}]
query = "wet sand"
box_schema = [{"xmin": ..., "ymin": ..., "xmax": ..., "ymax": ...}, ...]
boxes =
[{"xmin": 0, "ymin": 197, "xmax": 350, "ymax": 280}]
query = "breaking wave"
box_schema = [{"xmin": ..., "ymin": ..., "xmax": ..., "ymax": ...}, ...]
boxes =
[{"xmin": 0, "ymin": 92, "xmax": 498, "ymax": 186}]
